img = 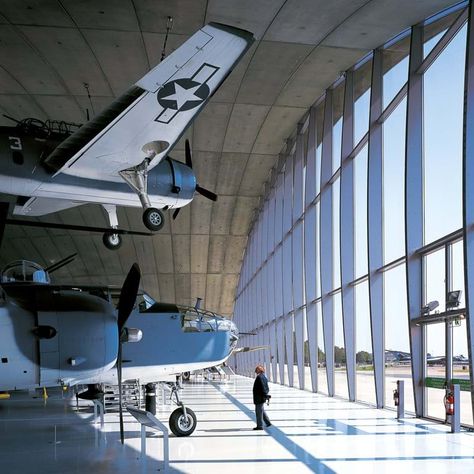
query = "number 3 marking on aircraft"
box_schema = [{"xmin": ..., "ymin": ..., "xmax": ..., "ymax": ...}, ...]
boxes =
[{"xmin": 8, "ymin": 136, "xmax": 22, "ymax": 151}]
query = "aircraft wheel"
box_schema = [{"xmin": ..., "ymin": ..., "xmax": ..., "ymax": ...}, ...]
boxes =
[
  {"xmin": 103, "ymin": 231, "xmax": 122, "ymax": 250},
  {"xmin": 169, "ymin": 407, "xmax": 197, "ymax": 437},
  {"xmin": 143, "ymin": 207, "xmax": 164, "ymax": 231},
  {"xmin": 182, "ymin": 371, "xmax": 191, "ymax": 381}
]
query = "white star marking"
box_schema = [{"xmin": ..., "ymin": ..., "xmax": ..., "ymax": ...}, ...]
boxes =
[{"xmin": 161, "ymin": 82, "xmax": 202, "ymax": 109}]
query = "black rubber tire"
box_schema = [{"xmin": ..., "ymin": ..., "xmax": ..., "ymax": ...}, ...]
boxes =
[
  {"xmin": 169, "ymin": 407, "xmax": 197, "ymax": 437},
  {"xmin": 143, "ymin": 207, "xmax": 164, "ymax": 231},
  {"xmin": 102, "ymin": 232, "xmax": 122, "ymax": 250}
]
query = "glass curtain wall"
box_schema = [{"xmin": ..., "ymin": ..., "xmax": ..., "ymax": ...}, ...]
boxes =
[{"xmin": 231, "ymin": 2, "xmax": 473, "ymax": 428}]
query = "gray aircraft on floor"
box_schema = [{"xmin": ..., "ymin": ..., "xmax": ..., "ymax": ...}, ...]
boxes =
[
  {"xmin": 0, "ymin": 259, "xmax": 239, "ymax": 438},
  {"xmin": 0, "ymin": 23, "xmax": 254, "ymax": 249}
]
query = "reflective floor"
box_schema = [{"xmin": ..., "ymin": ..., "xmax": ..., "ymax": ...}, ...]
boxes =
[{"xmin": 0, "ymin": 375, "xmax": 473, "ymax": 473}]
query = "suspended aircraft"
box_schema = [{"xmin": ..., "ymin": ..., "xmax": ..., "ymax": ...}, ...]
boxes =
[
  {"xmin": 0, "ymin": 23, "xmax": 254, "ymax": 249},
  {"xmin": 0, "ymin": 258, "xmax": 239, "ymax": 438}
]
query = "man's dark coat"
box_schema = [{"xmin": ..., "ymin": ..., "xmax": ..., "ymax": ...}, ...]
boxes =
[{"xmin": 253, "ymin": 372, "xmax": 269, "ymax": 404}]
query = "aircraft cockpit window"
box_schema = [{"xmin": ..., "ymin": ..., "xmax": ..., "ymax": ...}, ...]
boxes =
[
  {"xmin": 1, "ymin": 260, "xmax": 50, "ymax": 284},
  {"xmin": 138, "ymin": 292, "xmax": 157, "ymax": 312},
  {"xmin": 182, "ymin": 311, "xmax": 215, "ymax": 332},
  {"xmin": 181, "ymin": 309, "xmax": 235, "ymax": 334}
]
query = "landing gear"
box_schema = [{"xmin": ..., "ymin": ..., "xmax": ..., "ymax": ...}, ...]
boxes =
[
  {"xmin": 169, "ymin": 407, "xmax": 197, "ymax": 437},
  {"xmin": 143, "ymin": 207, "xmax": 164, "ymax": 231},
  {"xmin": 103, "ymin": 231, "xmax": 122, "ymax": 250},
  {"xmin": 120, "ymin": 160, "xmax": 166, "ymax": 232},
  {"xmin": 167, "ymin": 382, "xmax": 197, "ymax": 437},
  {"xmin": 102, "ymin": 204, "xmax": 122, "ymax": 251}
]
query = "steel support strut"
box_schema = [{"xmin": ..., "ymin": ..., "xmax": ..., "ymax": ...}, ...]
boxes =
[
  {"xmin": 119, "ymin": 159, "xmax": 152, "ymax": 209},
  {"xmin": 102, "ymin": 204, "xmax": 119, "ymax": 229},
  {"xmin": 168, "ymin": 382, "xmax": 187, "ymax": 418}
]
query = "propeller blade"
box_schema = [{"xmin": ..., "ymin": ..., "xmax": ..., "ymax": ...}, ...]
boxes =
[
  {"xmin": 185, "ymin": 139, "xmax": 192, "ymax": 168},
  {"xmin": 196, "ymin": 185, "xmax": 218, "ymax": 202},
  {"xmin": 117, "ymin": 342, "xmax": 124, "ymax": 444},
  {"xmin": 172, "ymin": 208, "xmax": 180, "ymax": 220},
  {"xmin": 117, "ymin": 263, "xmax": 141, "ymax": 331}
]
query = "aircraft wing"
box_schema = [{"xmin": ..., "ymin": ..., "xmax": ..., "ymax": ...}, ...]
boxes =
[
  {"xmin": 45, "ymin": 23, "xmax": 254, "ymax": 182},
  {"xmin": 13, "ymin": 197, "xmax": 83, "ymax": 217}
]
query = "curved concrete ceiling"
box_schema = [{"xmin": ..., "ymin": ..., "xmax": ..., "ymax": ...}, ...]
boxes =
[{"xmin": 0, "ymin": 0, "xmax": 458, "ymax": 316}]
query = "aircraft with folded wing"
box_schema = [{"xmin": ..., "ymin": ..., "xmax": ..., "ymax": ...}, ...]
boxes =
[{"xmin": 0, "ymin": 23, "xmax": 254, "ymax": 249}]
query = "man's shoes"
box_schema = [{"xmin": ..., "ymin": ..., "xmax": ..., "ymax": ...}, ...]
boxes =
[
  {"xmin": 266, "ymin": 423, "xmax": 272, "ymax": 427},
  {"xmin": 253, "ymin": 427, "xmax": 263, "ymax": 430}
]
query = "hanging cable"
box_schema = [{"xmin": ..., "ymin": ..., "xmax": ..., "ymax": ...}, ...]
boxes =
[
  {"xmin": 160, "ymin": 16, "xmax": 174, "ymax": 62},
  {"xmin": 83, "ymin": 82, "xmax": 95, "ymax": 119}
]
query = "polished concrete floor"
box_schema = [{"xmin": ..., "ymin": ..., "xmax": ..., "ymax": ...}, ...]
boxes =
[{"xmin": 0, "ymin": 375, "xmax": 473, "ymax": 473}]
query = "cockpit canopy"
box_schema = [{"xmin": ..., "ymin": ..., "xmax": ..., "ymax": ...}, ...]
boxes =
[
  {"xmin": 1, "ymin": 260, "xmax": 50, "ymax": 284},
  {"xmin": 137, "ymin": 291, "xmax": 238, "ymax": 338}
]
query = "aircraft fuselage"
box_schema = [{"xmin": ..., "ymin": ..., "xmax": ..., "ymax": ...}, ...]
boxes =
[
  {"xmin": 0, "ymin": 280, "xmax": 237, "ymax": 391},
  {"xmin": 0, "ymin": 126, "xmax": 195, "ymax": 215}
]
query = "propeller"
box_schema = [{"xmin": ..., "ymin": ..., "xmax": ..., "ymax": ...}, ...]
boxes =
[
  {"xmin": 185, "ymin": 138, "xmax": 193, "ymax": 169},
  {"xmin": 172, "ymin": 140, "xmax": 218, "ymax": 220},
  {"xmin": 195, "ymin": 185, "xmax": 217, "ymax": 202},
  {"xmin": 116, "ymin": 263, "xmax": 141, "ymax": 444}
]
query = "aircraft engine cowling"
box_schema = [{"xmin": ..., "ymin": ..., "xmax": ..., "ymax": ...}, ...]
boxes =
[
  {"xmin": 0, "ymin": 289, "xmax": 119, "ymax": 391},
  {"xmin": 36, "ymin": 291, "xmax": 119, "ymax": 387}
]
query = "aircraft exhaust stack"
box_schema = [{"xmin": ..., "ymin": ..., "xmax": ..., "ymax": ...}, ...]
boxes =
[{"xmin": 194, "ymin": 297, "xmax": 202, "ymax": 310}]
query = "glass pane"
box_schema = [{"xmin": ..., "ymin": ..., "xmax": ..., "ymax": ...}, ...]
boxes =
[
  {"xmin": 317, "ymin": 301, "xmax": 328, "ymax": 394},
  {"xmin": 382, "ymin": 35, "xmax": 410, "ymax": 110},
  {"xmin": 304, "ymin": 205, "xmax": 317, "ymax": 303},
  {"xmin": 424, "ymin": 30, "xmax": 447, "ymax": 58},
  {"xmin": 355, "ymin": 280, "xmax": 375, "ymax": 405},
  {"xmin": 425, "ymin": 249, "xmax": 446, "ymax": 420},
  {"xmin": 451, "ymin": 240, "xmax": 472, "ymax": 426},
  {"xmin": 425, "ymin": 248, "xmax": 446, "ymax": 312},
  {"xmin": 451, "ymin": 240, "xmax": 465, "ymax": 308},
  {"xmin": 283, "ymin": 156, "xmax": 294, "ymax": 235},
  {"xmin": 423, "ymin": 25, "xmax": 466, "ymax": 244},
  {"xmin": 332, "ymin": 82, "xmax": 344, "ymax": 173},
  {"xmin": 354, "ymin": 144, "xmax": 368, "ymax": 279},
  {"xmin": 354, "ymin": 59, "xmax": 372, "ymax": 145},
  {"xmin": 334, "ymin": 292, "xmax": 348, "ymax": 398},
  {"xmin": 423, "ymin": 9, "xmax": 466, "ymax": 59},
  {"xmin": 384, "ymin": 264, "xmax": 414, "ymax": 413},
  {"xmin": 316, "ymin": 202, "xmax": 321, "ymax": 298},
  {"xmin": 292, "ymin": 222, "xmax": 304, "ymax": 309},
  {"xmin": 332, "ymin": 178, "xmax": 341, "ymax": 289},
  {"xmin": 453, "ymin": 319, "xmax": 472, "ymax": 426},
  {"xmin": 316, "ymin": 102, "xmax": 324, "ymax": 198},
  {"xmin": 293, "ymin": 138, "xmax": 304, "ymax": 221},
  {"xmin": 383, "ymin": 97, "xmax": 406, "ymax": 263}
]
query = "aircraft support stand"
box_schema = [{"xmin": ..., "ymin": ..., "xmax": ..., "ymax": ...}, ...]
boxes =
[
  {"xmin": 92, "ymin": 399, "xmax": 105, "ymax": 428},
  {"xmin": 127, "ymin": 406, "xmax": 169, "ymax": 471},
  {"xmin": 145, "ymin": 383, "xmax": 156, "ymax": 414}
]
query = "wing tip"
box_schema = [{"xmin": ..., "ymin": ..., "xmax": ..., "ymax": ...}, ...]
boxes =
[{"xmin": 207, "ymin": 22, "xmax": 255, "ymax": 45}]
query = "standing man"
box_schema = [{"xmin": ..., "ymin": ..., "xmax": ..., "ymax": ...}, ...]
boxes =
[{"xmin": 252, "ymin": 364, "xmax": 272, "ymax": 430}]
